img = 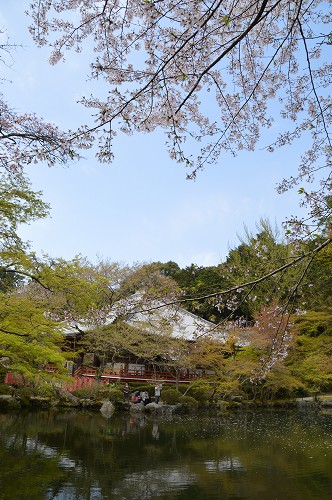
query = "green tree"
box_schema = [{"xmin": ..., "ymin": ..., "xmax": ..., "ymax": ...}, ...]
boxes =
[
  {"xmin": 288, "ymin": 334, "xmax": 332, "ymax": 392},
  {"xmin": 172, "ymin": 264, "xmax": 227, "ymax": 322},
  {"xmin": 0, "ymin": 174, "xmax": 66, "ymax": 378},
  {"xmin": 299, "ymin": 242, "xmax": 332, "ymax": 311},
  {"xmin": 0, "ymin": 172, "xmax": 49, "ymax": 249}
]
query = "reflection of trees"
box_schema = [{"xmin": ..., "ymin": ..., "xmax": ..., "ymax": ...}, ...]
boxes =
[
  {"xmin": 0, "ymin": 411, "xmax": 331, "ymax": 498},
  {"xmin": 111, "ymin": 468, "xmax": 197, "ymax": 500}
]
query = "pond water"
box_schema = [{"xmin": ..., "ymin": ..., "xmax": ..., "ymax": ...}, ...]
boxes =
[{"xmin": 0, "ymin": 408, "xmax": 331, "ymax": 499}]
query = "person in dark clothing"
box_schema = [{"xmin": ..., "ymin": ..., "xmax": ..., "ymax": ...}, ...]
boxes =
[{"xmin": 123, "ymin": 383, "xmax": 130, "ymax": 402}]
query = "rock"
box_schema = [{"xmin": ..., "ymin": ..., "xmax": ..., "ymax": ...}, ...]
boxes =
[
  {"xmin": 29, "ymin": 397, "xmax": 51, "ymax": 409},
  {"xmin": 144, "ymin": 403, "xmax": 176, "ymax": 415},
  {"xmin": 57, "ymin": 391, "xmax": 81, "ymax": 407},
  {"xmin": 80, "ymin": 399, "xmax": 101, "ymax": 409},
  {"xmin": 0, "ymin": 394, "xmax": 20, "ymax": 410},
  {"xmin": 130, "ymin": 402, "xmax": 145, "ymax": 412},
  {"xmin": 100, "ymin": 401, "xmax": 115, "ymax": 418}
]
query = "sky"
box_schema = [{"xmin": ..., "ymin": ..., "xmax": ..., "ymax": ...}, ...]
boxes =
[{"xmin": 0, "ymin": 2, "xmax": 307, "ymax": 269}]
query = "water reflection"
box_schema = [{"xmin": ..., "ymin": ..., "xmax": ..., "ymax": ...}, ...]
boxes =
[
  {"xmin": 0, "ymin": 409, "xmax": 332, "ymax": 499},
  {"xmin": 112, "ymin": 468, "xmax": 197, "ymax": 499},
  {"xmin": 204, "ymin": 458, "xmax": 244, "ymax": 472}
]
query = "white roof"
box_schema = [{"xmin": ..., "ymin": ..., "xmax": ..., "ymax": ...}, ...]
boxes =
[
  {"xmin": 126, "ymin": 304, "xmax": 219, "ymax": 341},
  {"xmin": 62, "ymin": 294, "xmax": 227, "ymax": 341}
]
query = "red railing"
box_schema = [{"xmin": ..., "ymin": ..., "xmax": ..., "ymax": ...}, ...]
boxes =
[
  {"xmin": 4, "ymin": 365, "xmax": 203, "ymax": 391},
  {"xmin": 74, "ymin": 366, "xmax": 200, "ymax": 383}
]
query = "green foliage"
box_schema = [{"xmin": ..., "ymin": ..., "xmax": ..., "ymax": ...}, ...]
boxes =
[
  {"xmin": 119, "ymin": 261, "xmax": 181, "ymax": 299},
  {"xmin": 0, "ymin": 172, "xmax": 49, "ymax": 251},
  {"xmin": 260, "ymin": 364, "xmax": 306, "ymax": 400},
  {"xmin": 69, "ymin": 384, "xmax": 112, "ymax": 401},
  {"xmin": 0, "ymin": 383, "xmax": 13, "ymax": 395},
  {"xmin": 215, "ymin": 379, "xmax": 241, "ymax": 400},
  {"xmin": 0, "ymin": 270, "xmax": 23, "ymax": 293},
  {"xmin": 290, "ymin": 345, "xmax": 332, "ymax": 391},
  {"xmin": 0, "ymin": 364, "xmax": 7, "ymax": 383},
  {"xmin": 14, "ymin": 386, "xmax": 38, "ymax": 398},
  {"xmin": 1, "ymin": 251, "xmax": 142, "ymax": 379},
  {"xmin": 161, "ymin": 388, "xmax": 182, "ymax": 404},
  {"xmin": 108, "ymin": 388, "xmax": 124, "ymax": 403},
  {"xmin": 14, "ymin": 386, "xmax": 38, "ymax": 407},
  {"xmin": 235, "ymin": 346, "xmax": 261, "ymax": 360},
  {"xmin": 69, "ymin": 387, "xmax": 95, "ymax": 399},
  {"xmin": 300, "ymin": 242, "xmax": 332, "ymax": 310},
  {"xmin": 0, "ymin": 171, "xmax": 72, "ymax": 378},
  {"xmin": 221, "ymin": 220, "xmax": 296, "ymax": 320},
  {"xmin": 287, "ymin": 311, "xmax": 332, "ymax": 392},
  {"xmin": 96, "ymin": 385, "xmax": 110, "ymax": 399},
  {"xmin": 155, "ymin": 261, "xmax": 181, "ymax": 278},
  {"xmin": 166, "ymin": 263, "xmax": 226, "ymax": 322},
  {"xmin": 293, "ymin": 310, "xmax": 332, "ymax": 337},
  {"xmin": 178, "ymin": 395, "xmax": 199, "ymax": 410},
  {"xmin": 31, "ymin": 382, "xmax": 58, "ymax": 399},
  {"xmin": 185, "ymin": 380, "xmax": 213, "ymax": 402}
]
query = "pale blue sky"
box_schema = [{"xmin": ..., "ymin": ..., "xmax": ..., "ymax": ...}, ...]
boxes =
[{"xmin": 1, "ymin": 2, "xmax": 307, "ymax": 268}]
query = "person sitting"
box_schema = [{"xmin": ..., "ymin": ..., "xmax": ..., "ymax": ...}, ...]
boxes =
[
  {"xmin": 134, "ymin": 390, "xmax": 141, "ymax": 403},
  {"xmin": 141, "ymin": 390, "xmax": 149, "ymax": 405}
]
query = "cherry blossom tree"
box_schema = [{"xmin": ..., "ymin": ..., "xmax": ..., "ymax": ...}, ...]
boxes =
[
  {"xmin": 0, "ymin": 99, "xmax": 80, "ymax": 173},
  {"xmin": 0, "ymin": 30, "xmax": 81, "ymax": 175},
  {"xmin": 28, "ymin": 0, "xmax": 331, "ymax": 237}
]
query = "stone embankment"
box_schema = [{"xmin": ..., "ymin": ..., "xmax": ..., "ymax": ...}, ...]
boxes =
[{"xmin": 1, "ymin": 389, "xmax": 332, "ymax": 413}]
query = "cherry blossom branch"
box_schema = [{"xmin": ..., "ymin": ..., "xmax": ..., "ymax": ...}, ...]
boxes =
[
  {"xmin": 189, "ymin": 0, "xmax": 303, "ymax": 174},
  {"xmin": 297, "ymin": 18, "xmax": 331, "ymax": 149},
  {"xmin": 175, "ymin": 0, "xmax": 272, "ymax": 114}
]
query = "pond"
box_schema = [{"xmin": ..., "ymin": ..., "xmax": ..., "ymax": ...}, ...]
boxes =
[{"xmin": 0, "ymin": 408, "xmax": 331, "ymax": 499}]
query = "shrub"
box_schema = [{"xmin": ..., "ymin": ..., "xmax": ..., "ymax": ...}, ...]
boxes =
[
  {"xmin": 185, "ymin": 381, "xmax": 213, "ymax": 403},
  {"xmin": 161, "ymin": 388, "xmax": 182, "ymax": 405},
  {"xmin": 293, "ymin": 387, "xmax": 309, "ymax": 398},
  {"xmin": 70, "ymin": 387, "xmax": 95, "ymax": 399},
  {"xmin": 215, "ymin": 379, "xmax": 241, "ymax": 400},
  {"xmin": 15, "ymin": 386, "xmax": 38, "ymax": 398},
  {"xmin": 0, "ymin": 384, "xmax": 13, "ymax": 395},
  {"xmin": 0, "ymin": 365, "xmax": 7, "ymax": 383},
  {"xmin": 15, "ymin": 386, "xmax": 39, "ymax": 408},
  {"xmin": 33, "ymin": 383, "xmax": 58, "ymax": 399},
  {"xmin": 108, "ymin": 389, "xmax": 124, "ymax": 403},
  {"xmin": 179, "ymin": 395, "xmax": 199, "ymax": 410},
  {"xmin": 294, "ymin": 311, "xmax": 332, "ymax": 337},
  {"xmin": 94, "ymin": 385, "xmax": 110, "ymax": 399},
  {"xmin": 0, "ymin": 396, "xmax": 20, "ymax": 411}
]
